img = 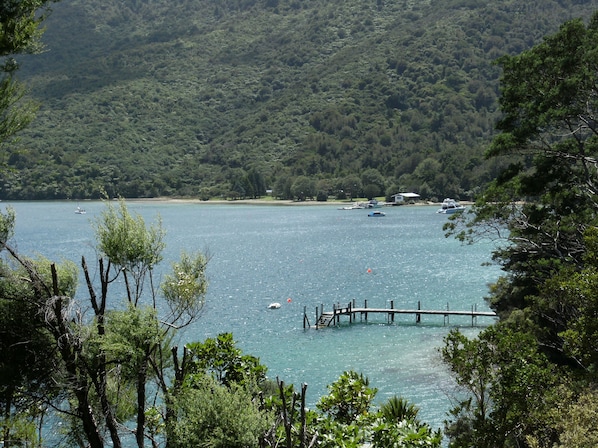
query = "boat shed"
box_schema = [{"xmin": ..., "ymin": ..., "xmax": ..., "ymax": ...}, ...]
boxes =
[{"xmin": 391, "ymin": 192, "xmax": 420, "ymax": 204}]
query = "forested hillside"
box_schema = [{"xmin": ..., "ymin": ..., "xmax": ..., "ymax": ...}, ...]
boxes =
[{"xmin": 2, "ymin": 0, "xmax": 597, "ymax": 200}]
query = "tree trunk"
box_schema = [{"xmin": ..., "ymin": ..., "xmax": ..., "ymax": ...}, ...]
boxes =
[
  {"xmin": 163, "ymin": 346, "xmax": 186, "ymax": 448},
  {"xmin": 95, "ymin": 358, "xmax": 123, "ymax": 448},
  {"xmin": 50, "ymin": 264, "xmax": 105, "ymax": 448},
  {"xmin": 136, "ymin": 350, "xmax": 150, "ymax": 448},
  {"xmin": 300, "ymin": 383, "xmax": 307, "ymax": 448},
  {"xmin": 84, "ymin": 257, "xmax": 123, "ymax": 448},
  {"xmin": 3, "ymin": 391, "xmax": 12, "ymax": 448},
  {"xmin": 278, "ymin": 379, "xmax": 293, "ymax": 448},
  {"xmin": 54, "ymin": 315, "xmax": 105, "ymax": 448},
  {"xmin": 75, "ymin": 391, "xmax": 105, "ymax": 448}
]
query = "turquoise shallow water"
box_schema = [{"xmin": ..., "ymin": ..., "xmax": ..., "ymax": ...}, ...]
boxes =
[{"xmin": 4, "ymin": 201, "xmax": 500, "ymax": 433}]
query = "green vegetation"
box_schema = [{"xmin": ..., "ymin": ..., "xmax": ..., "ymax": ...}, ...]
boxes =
[
  {"xmin": 441, "ymin": 13, "xmax": 598, "ymax": 447},
  {"xmin": 6, "ymin": 4, "xmax": 598, "ymax": 447},
  {"xmin": 0, "ymin": 198, "xmax": 208, "ymax": 447},
  {"xmin": 0, "ymin": 0, "xmax": 596, "ymax": 200},
  {"xmin": 0, "ymin": 0, "xmax": 56, "ymax": 151},
  {"xmin": 0, "ymin": 198, "xmax": 441, "ymax": 447}
]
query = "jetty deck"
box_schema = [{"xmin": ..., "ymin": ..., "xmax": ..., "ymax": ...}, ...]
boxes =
[{"xmin": 303, "ymin": 300, "xmax": 497, "ymax": 329}]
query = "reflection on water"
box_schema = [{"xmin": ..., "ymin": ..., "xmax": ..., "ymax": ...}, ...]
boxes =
[{"xmin": 4, "ymin": 201, "xmax": 500, "ymax": 431}]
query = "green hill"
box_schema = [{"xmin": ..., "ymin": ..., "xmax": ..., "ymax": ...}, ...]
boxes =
[{"xmin": 2, "ymin": 0, "xmax": 597, "ymax": 200}]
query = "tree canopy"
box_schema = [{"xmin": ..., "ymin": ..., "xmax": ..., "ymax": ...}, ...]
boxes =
[
  {"xmin": 2, "ymin": 0, "xmax": 596, "ymax": 200},
  {"xmin": 442, "ymin": 12, "xmax": 598, "ymax": 448},
  {"xmin": 0, "ymin": 0, "xmax": 55, "ymax": 149},
  {"xmin": 0, "ymin": 199, "xmax": 210, "ymax": 447}
]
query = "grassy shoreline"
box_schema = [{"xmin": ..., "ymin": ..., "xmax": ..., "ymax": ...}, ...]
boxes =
[{"xmin": 127, "ymin": 197, "xmax": 453, "ymax": 206}]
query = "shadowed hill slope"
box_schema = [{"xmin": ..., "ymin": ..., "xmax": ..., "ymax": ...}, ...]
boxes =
[{"xmin": 3, "ymin": 0, "xmax": 597, "ymax": 200}]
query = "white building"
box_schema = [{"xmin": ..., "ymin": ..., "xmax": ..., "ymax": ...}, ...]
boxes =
[{"xmin": 391, "ymin": 192, "xmax": 420, "ymax": 204}]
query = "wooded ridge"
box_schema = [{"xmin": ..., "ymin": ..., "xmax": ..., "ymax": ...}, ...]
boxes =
[{"xmin": 3, "ymin": 0, "xmax": 596, "ymax": 200}]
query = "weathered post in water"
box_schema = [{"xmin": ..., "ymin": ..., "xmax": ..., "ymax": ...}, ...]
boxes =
[
  {"xmin": 315, "ymin": 306, "xmax": 320, "ymax": 330},
  {"xmin": 303, "ymin": 306, "xmax": 311, "ymax": 329}
]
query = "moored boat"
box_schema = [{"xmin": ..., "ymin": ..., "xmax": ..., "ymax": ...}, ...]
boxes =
[
  {"xmin": 365, "ymin": 199, "xmax": 384, "ymax": 208},
  {"xmin": 338, "ymin": 203, "xmax": 365, "ymax": 210},
  {"xmin": 436, "ymin": 198, "xmax": 465, "ymax": 214}
]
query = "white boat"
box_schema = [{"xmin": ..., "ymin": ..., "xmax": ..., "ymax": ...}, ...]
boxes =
[
  {"xmin": 368, "ymin": 210, "xmax": 386, "ymax": 217},
  {"xmin": 268, "ymin": 302, "xmax": 281, "ymax": 309},
  {"xmin": 436, "ymin": 198, "xmax": 465, "ymax": 214},
  {"xmin": 338, "ymin": 203, "xmax": 365, "ymax": 210},
  {"xmin": 75, "ymin": 206, "xmax": 86, "ymax": 214},
  {"xmin": 365, "ymin": 199, "xmax": 383, "ymax": 208}
]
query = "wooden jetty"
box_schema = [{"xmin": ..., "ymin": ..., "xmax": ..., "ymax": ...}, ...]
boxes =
[{"xmin": 303, "ymin": 299, "xmax": 497, "ymax": 329}]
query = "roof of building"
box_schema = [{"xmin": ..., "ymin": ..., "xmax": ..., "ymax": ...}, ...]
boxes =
[{"xmin": 392, "ymin": 192, "xmax": 420, "ymax": 198}]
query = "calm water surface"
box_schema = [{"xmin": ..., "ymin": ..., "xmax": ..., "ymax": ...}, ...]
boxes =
[{"xmin": 4, "ymin": 201, "xmax": 500, "ymax": 431}]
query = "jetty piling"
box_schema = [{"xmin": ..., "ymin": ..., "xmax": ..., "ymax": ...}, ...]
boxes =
[
  {"xmin": 303, "ymin": 306, "xmax": 310, "ymax": 329},
  {"xmin": 307, "ymin": 299, "xmax": 497, "ymax": 329}
]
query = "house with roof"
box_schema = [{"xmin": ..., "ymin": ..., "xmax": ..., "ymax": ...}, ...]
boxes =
[{"xmin": 391, "ymin": 192, "xmax": 420, "ymax": 205}]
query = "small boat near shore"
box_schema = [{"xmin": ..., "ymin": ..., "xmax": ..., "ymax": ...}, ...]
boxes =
[
  {"xmin": 365, "ymin": 199, "xmax": 385, "ymax": 208},
  {"xmin": 436, "ymin": 198, "xmax": 465, "ymax": 214},
  {"xmin": 368, "ymin": 210, "xmax": 386, "ymax": 217},
  {"xmin": 338, "ymin": 203, "xmax": 365, "ymax": 210}
]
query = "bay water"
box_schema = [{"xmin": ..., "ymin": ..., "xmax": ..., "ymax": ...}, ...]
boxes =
[{"xmin": 4, "ymin": 201, "xmax": 500, "ymax": 433}]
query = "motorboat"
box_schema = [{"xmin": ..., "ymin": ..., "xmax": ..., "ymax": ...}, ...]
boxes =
[
  {"xmin": 436, "ymin": 198, "xmax": 465, "ymax": 214},
  {"xmin": 338, "ymin": 203, "xmax": 365, "ymax": 210},
  {"xmin": 365, "ymin": 199, "xmax": 384, "ymax": 208},
  {"xmin": 75, "ymin": 206, "xmax": 86, "ymax": 214},
  {"xmin": 268, "ymin": 302, "xmax": 281, "ymax": 309},
  {"xmin": 368, "ymin": 210, "xmax": 386, "ymax": 217}
]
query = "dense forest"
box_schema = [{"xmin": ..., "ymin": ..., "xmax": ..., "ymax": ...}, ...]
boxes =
[
  {"xmin": 5, "ymin": 3, "xmax": 598, "ymax": 447},
  {"xmin": 0, "ymin": 0, "xmax": 596, "ymax": 200}
]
